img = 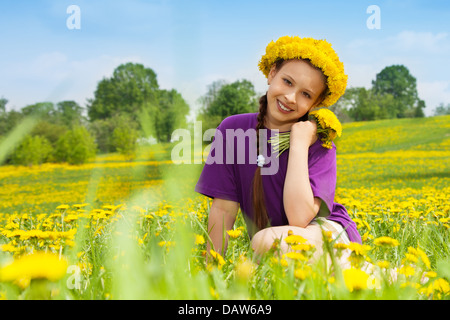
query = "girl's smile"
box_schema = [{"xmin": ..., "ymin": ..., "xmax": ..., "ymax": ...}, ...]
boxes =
[{"xmin": 277, "ymin": 99, "xmax": 294, "ymax": 113}]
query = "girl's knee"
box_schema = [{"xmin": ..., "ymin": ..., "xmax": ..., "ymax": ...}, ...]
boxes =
[
  {"xmin": 251, "ymin": 228, "xmax": 275, "ymax": 254},
  {"xmin": 251, "ymin": 225, "xmax": 324, "ymax": 257}
]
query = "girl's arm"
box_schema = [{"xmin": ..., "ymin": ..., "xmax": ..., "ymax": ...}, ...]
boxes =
[
  {"xmin": 207, "ymin": 198, "xmax": 239, "ymax": 257},
  {"xmin": 283, "ymin": 120, "xmax": 322, "ymax": 227}
]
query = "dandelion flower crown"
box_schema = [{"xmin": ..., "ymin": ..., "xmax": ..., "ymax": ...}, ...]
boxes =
[{"xmin": 258, "ymin": 35, "xmax": 348, "ymax": 107}]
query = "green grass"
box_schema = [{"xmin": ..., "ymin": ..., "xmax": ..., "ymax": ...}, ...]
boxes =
[{"xmin": 0, "ymin": 115, "xmax": 449, "ymax": 300}]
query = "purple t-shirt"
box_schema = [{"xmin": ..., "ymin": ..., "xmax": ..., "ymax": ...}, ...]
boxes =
[{"xmin": 195, "ymin": 113, "xmax": 361, "ymax": 243}]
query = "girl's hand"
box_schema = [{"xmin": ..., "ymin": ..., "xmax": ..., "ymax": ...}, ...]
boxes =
[{"xmin": 289, "ymin": 120, "xmax": 318, "ymax": 148}]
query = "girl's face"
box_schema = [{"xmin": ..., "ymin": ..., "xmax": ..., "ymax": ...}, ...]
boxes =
[{"xmin": 265, "ymin": 59, "xmax": 326, "ymax": 131}]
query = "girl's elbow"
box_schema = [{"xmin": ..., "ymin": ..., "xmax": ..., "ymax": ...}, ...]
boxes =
[
  {"xmin": 287, "ymin": 213, "xmax": 315, "ymax": 228},
  {"xmin": 284, "ymin": 197, "xmax": 321, "ymax": 228},
  {"xmin": 288, "ymin": 219, "xmax": 310, "ymax": 229},
  {"xmin": 285, "ymin": 209, "xmax": 315, "ymax": 228}
]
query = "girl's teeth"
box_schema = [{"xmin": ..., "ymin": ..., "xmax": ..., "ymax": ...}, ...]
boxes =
[{"xmin": 278, "ymin": 101, "xmax": 291, "ymax": 112}]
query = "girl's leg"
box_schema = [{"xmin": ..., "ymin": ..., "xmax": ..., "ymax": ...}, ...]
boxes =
[
  {"xmin": 251, "ymin": 224, "xmax": 324, "ymax": 261},
  {"xmin": 251, "ymin": 223, "xmax": 352, "ymax": 269},
  {"xmin": 251, "ymin": 223, "xmax": 396, "ymax": 285}
]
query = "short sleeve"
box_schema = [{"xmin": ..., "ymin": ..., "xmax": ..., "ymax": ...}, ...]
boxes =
[
  {"xmin": 194, "ymin": 119, "xmax": 239, "ymax": 202},
  {"xmin": 308, "ymin": 141, "xmax": 337, "ymax": 216}
]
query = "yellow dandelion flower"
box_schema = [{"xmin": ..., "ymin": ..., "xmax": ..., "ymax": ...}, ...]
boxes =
[
  {"xmin": 209, "ymin": 287, "xmax": 219, "ymax": 299},
  {"xmin": 422, "ymin": 278, "xmax": 450, "ymax": 296},
  {"xmin": 0, "ymin": 252, "xmax": 68, "ymax": 288},
  {"xmin": 0, "ymin": 243, "xmax": 18, "ymax": 253},
  {"xmin": 407, "ymin": 247, "xmax": 431, "ymax": 270},
  {"xmin": 398, "ymin": 265, "xmax": 416, "ymax": 277},
  {"xmin": 347, "ymin": 242, "xmax": 371, "ymax": 256},
  {"xmin": 283, "ymin": 251, "xmax": 308, "ymax": 262},
  {"xmin": 432, "ymin": 278, "xmax": 450, "ymax": 294},
  {"xmin": 423, "ymin": 271, "xmax": 437, "ymax": 278},
  {"xmin": 333, "ymin": 243, "xmax": 348, "ymax": 250},
  {"xmin": 284, "ymin": 234, "xmax": 307, "ymax": 245},
  {"xmin": 401, "ymin": 282, "xmax": 421, "ymax": 290},
  {"xmin": 195, "ymin": 234, "xmax": 205, "ymax": 245},
  {"xmin": 209, "ymin": 249, "xmax": 226, "ymax": 268},
  {"xmin": 403, "ymin": 253, "xmax": 419, "ymax": 264},
  {"xmin": 158, "ymin": 241, "xmax": 175, "ymax": 248},
  {"xmin": 235, "ymin": 258, "xmax": 255, "ymax": 281},
  {"xmin": 226, "ymin": 229, "xmax": 242, "ymax": 239},
  {"xmin": 64, "ymin": 214, "xmax": 78, "ymax": 222},
  {"xmin": 73, "ymin": 203, "xmax": 88, "ymax": 209},
  {"xmin": 291, "ymin": 243, "xmax": 315, "ymax": 251},
  {"xmin": 279, "ymin": 258, "xmax": 288, "ymax": 267},
  {"xmin": 322, "ymin": 230, "xmax": 334, "ymax": 241},
  {"xmin": 310, "ymin": 108, "xmax": 342, "ymax": 137},
  {"xmin": 373, "ymin": 236, "xmax": 400, "ymax": 247},
  {"xmin": 343, "ymin": 268, "xmax": 369, "ymax": 292},
  {"xmin": 376, "ymin": 260, "xmax": 390, "ymax": 269},
  {"xmin": 294, "ymin": 265, "xmax": 312, "ymax": 280}
]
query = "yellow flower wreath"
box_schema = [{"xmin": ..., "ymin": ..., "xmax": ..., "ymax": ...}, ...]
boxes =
[{"xmin": 258, "ymin": 35, "xmax": 348, "ymax": 107}]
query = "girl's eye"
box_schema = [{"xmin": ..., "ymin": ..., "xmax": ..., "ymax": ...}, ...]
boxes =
[
  {"xmin": 283, "ymin": 78, "xmax": 292, "ymax": 86},
  {"xmin": 302, "ymin": 91, "xmax": 311, "ymax": 99}
]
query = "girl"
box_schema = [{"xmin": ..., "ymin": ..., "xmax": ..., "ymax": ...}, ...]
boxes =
[{"xmin": 195, "ymin": 35, "xmax": 361, "ymax": 262}]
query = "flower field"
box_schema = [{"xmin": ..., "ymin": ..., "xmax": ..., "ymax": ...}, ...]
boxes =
[{"xmin": 0, "ymin": 115, "xmax": 449, "ymax": 300}]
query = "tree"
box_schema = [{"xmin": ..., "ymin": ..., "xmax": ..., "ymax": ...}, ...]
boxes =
[
  {"xmin": 55, "ymin": 126, "xmax": 97, "ymax": 165},
  {"xmin": 197, "ymin": 79, "xmax": 259, "ymax": 131},
  {"xmin": 30, "ymin": 121, "xmax": 69, "ymax": 148},
  {"xmin": 0, "ymin": 110, "xmax": 23, "ymax": 136},
  {"xmin": 10, "ymin": 135, "xmax": 53, "ymax": 166},
  {"xmin": 111, "ymin": 114, "xmax": 140, "ymax": 157},
  {"xmin": 88, "ymin": 113, "xmax": 140, "ymax": 153},
  {"xmin": 336, "ymin": 87, "xmax": 395, "ymax": 122},
  {"xmin": 56, "ymin": 100, "xmax": 85, "ymax": 126},
  {"xmin": 433, "ymin": 103, "xmax": 450, "ymax": 116},
  {"xmin": 372, "ymin": 65, "xmax": 424, "ymax": 118},
  {"xmin": 330, "ymin": 88, "xmax": 356, "ymax": 123},
  {"xmin": 413, "ymin": 99, "xmax": 426, "ymax": 118},
  {"xmin": 0, "ymin": 97, "xmax": 7, "ymax": 113},
  {"xmin": 154, "ymin": 89, "xmax": 190, "ymax": 143},
  {"xmin": 87, "ymin": 63, "xmax": 159, "ymax": 121},
  {"xmin": 21, "ymin": 102, "xmax": 56, "ymax": 118}
]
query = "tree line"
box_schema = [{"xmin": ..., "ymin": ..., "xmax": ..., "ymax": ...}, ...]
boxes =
[{"xmin": 0, "ymin": 62, "xmax": 446, "ymax": 166}]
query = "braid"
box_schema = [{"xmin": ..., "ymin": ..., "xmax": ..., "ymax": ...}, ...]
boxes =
[
  {"xmin": 252, "ymin": 94, "xmax": 269, "ymax": 231},
  {"xmin": 256, "ymin": 95, "xmax": 267, "ymax": 131}
]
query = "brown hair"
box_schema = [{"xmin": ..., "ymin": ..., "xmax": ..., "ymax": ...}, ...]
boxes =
[{"xmin": 251, "ymin": 59, "xmax": 329, "ymax": 231}]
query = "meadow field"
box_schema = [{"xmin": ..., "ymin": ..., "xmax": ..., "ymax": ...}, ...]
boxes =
[{"xmin": 0, "ymin": 115, "xmax": 449, "ymax": 300}]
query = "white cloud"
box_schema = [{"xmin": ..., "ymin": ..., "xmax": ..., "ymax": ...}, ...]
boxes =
[
  {"xmin": 394, "ymin": 31, "xmax": 449, "ymax": 54},
  {"xmin": 347, "ymin": 30, "xmax": 450, "ymax": 57},
  {"xmin": 417, "ymin": 80, "xmax": 450, "ymax": 116},
  {"xmin": 3, "ymin": 52, "xmax": 143, "ymax": 110},
  {"xmin": 345, "ymin": 63, "xmax": 380, "ymax": 89}
]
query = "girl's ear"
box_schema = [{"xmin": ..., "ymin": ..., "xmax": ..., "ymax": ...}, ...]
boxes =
[{"xmin": 267, "ymin": 64, "xmax": 278, "ymax": 85}]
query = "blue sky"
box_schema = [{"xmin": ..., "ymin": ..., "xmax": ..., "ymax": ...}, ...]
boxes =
[{"xmin": 1, "ymin": 0, "xmax": 449, "ymax": 118}]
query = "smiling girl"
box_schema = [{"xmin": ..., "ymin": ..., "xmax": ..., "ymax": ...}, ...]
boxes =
[{"xmin": 195, "ymin": 35, "xmax": 361, "ymax": 262}]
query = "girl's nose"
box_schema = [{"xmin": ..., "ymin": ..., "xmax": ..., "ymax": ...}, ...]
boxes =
[{"xmin": 285, "ymin": 91, "xmax": 296, "ymax": 105}]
